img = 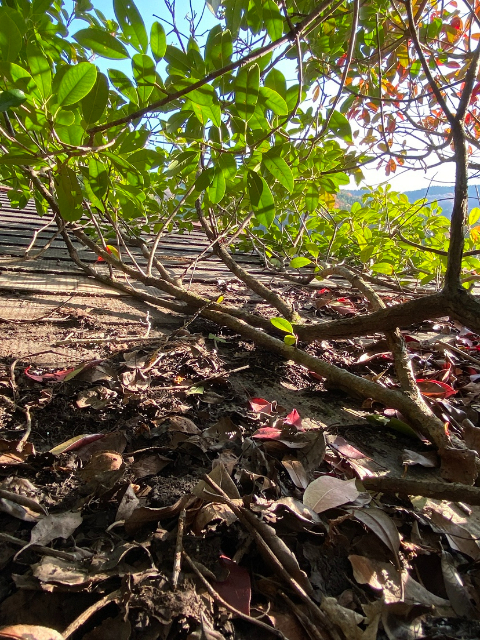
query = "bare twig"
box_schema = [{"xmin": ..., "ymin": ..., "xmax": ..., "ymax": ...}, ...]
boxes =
[
  {"xmin": 172, "ymin": 508, "xmax": 186, "ymax": 590},
  {"xmin": 183, "ymin": 551, "xmax": 288, "ymax": 640}
]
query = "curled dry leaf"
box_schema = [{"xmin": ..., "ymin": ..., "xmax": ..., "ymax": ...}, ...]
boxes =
[
  {"xmin": 0, "ymin": 440, "xmax": 34, "ymax": 466},
  {"xmin": 321, "ymin": 597, "xmax": 364, "ymax": 640},
  {"xmin": 402, "ymin": 449, "xmax": 438, "ymax": 468},
  {"xmin": 193, "ymin": 463, "xmax": 240, "ymax": 501},
  {"xmin": 76, "ymin": 386, "xmax": 117, "ymax": 410},
  {"xmin": 348, "ymin": 555, "xmax": 451, "ymax": 608},
  {"xmin": 131, "ymin": 454, "xmax": 171, "ymax": 479},
  {"xmin": 193, "ymin": 503, "xmax": 237, "ymax": 534},
  {"xmin": 124, "ymin": 495, "xmax": 195, "ymax": 534},
  {"xmin": 303, "ymin": 476, "xmax": 360, "ymax": 513},
  {"xmin": 0, "ymin": 498, "xmax": 41, "ymax": 522},
  {"xmin": 441, "ymin": 550, "xmax": 476, "ymax": 618},
  {"xmin": 168, "ymin": 415, "xmax": 201, "ymax": 434},
  {"xmin": 79, "ymin": 451, "xmax": 125, "ymax": 489},
  {"xmin": 281, "ymin": 456, "xmax": 309, "ymax": 489},
  {"xmin": 439, "ymin": 446, "xmax": 478, "ymax": 484},
  {"xmin": 426, "ymin": 510, "xmax": 480, "ymax": 561},
  {"xmin": 120, "ymin": 369, "xmax": 150, "ymax": 392},
  {"xmin": 351, "ymin": 508, "xmax": 401, "ymax": 567},
  {"xmin": 116, "ymin": 484, "xmax": 139, "ymax": 521},
  {"xmin": 29, "ymin": 511, "xmax": 82, "ymax": 547},
  {"xmin": 0, "ymin": 625, "xmax": 64, "ymax": 640}
]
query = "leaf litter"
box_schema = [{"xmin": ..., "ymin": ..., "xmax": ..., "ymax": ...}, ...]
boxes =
[{"xmin": 1, "ymin": 313, "xmax": 480, "ymax": 639}]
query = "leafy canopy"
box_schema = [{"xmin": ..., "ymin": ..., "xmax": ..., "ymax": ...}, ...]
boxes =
[{"xmin": 0, "ymin": 0, "xmax": 478, "ymax": 283}]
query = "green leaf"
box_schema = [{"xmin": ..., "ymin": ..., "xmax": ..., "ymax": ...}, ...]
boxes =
[
  {"xmin": 0, "ymin": 62, "xmax": 34, "ymax": 92},
  {"xmin": 270, "ymin": 317, "xmax": 294, "ymax": 333},
  {"xmin": 27, "ymin": 44, "xmax": 51, "ymax": 99},
  {"xmin": 56, "ymin": 165, "xmax": 84, "ymax": 221},
  {"xmin": 284, "ymin": 334, "xmax": 296, "ymax": 345},
  {"xmin": 265, "ymin": 68, "xmax": 286, "ymax": 98},
  {"xmin": 259, "ymin": 86, "xmax": 288, "ymax": 116},
  {"xmin": 108, "ymin": 68, "xmax": 138, "ymax": 104},
  {"xmin": 89, "ymin": 158, "xmax": 109, "ymax": 199},
  {"xmin": 56, "ymin": 125, "xmax": 85, "ymax": 146},
  {"xmin": 73, "ymin": 29, "xmax": 130, "ymax": 60},
  {"xmin": 0, "ymin": 153, "xmax": 46, "ymax": 166},
  {"xmin": 305, "ymin": 185, "xmax": 319, "ymax": 212},
  {"xmin": 82, "ymin": 72, "xmax": 109, "ymax": 124},
  {"xmin": 208, "ymin": 168, "xmax": 226, "ymax": 204},
  {"xmin": 132, "ymin": 53, "xmax": 155, "ymax": 103},
  {"xmin": 164, "ymin": 45, "xmax": 190, "ymax": 75},
  {"xmin": 189, "ymin": 101, "xmax": 221, "ymax": 127},
  {"xmin": 262, "ymin": 150, "xmax": 293, "ymax": 193},
  {"xmin": 57, "ymin": 62, "xmax": 97, "ymax": 107},
  {"xmin": 328, "ymin": 110, "xmax": 352, "ymax": 142},
  {"xmin": 0, "ymin": 88, "xmax": 26, "ymax": 112},
  {"xmin": 247, "ymin": 170, "xmax": 275, "ymax": 227},
  {"xmin": 224, "ymin": 0, "xmax": 248, "ymax": 37},
  {"xmin": 118, "ymin": 129, "xmax": 150, "ymax": 154},
  {"xmin": 150, "ymin": 22, "xmax": 166, "ymax": 62},
  {"xmin": 176, "ymin": 78, "xmax": 217, "ymax": 106},
  {"xmin": 217, "ymin": 153, "xmax": 237, "ymax": 179},
  {"xmin": 290, "ymin": 257, "xmax": 312, "ymax": 269},
  {"xmin": 205, "ymin": 26, "xmax": 233, "ymax": 71},
  {"xmin": 235, "ymin": 64, "xmax": 259, "ymax": 121},
  {"xmin": 114, "ymin": 0, "xmax": 148, "ymax": 53},
  {"xmin": 195, "ymin": 167, "xmax": 214, "ymax": 191},
  {"xmin": 55, "ymin": 109, "xmax": 75, "ymax": 126},
  {"xmin": 0, "ymin": 12, "xmax": 22, "ymax": 62},
  {"xmin": 469, "ymin": 207, "xmax": 480, "ymax": 226},
  {"xmin": 263, "ymin": 0, "xmax": 283, "ymax": 40}
]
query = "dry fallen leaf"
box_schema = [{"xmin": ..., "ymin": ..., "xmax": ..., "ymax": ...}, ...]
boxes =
[
  {"xmin": 0, "ymin": 625, "xmax": 64, "ymax": 640},
  {"xmin": 303, "ymin": 476, "xmax": 359, "ymax": 513},
  {"xmin": 79, "ymin": 451, "xmax": 125, "ymax": 489},
  {"xmin": 29, "ymin": 511, "xmax": 82, "ymax": 547},
  {"xmin": 351, "ymin": 508, "xmax": 401, "ymax": 568}
]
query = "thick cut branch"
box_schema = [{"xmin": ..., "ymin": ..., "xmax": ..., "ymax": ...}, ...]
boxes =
[{"xmin": 295, "ymin": 293, "xmax": 448, "ymax": 342}]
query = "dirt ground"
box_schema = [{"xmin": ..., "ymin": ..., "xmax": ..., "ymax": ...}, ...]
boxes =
[{"xmin": 1, "ymin": 287, "xmax": 480, "ymax": 640}]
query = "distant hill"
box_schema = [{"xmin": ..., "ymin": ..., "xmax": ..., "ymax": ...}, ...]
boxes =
[{"xmin": 336, "ymin": 185, "xmax": 480, "ymax": 218}]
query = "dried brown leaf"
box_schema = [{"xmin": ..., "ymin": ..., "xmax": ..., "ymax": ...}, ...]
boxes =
[
  {"xmin": 30, "ymin": 511, "xmax": 82, "ymax": 547},
  {"xmin": 115, "ymin": 484, "xmax": 139, "ymax": 521},
  {"xmin": 303, "ymin": 477, "xmax": 359, "ymax": 513},
  {"xmin": 0, "ymin": 625, "xmax": 64, "ymax": 640},
  {"xmin": 0, "ymin": 440, "xmax": 34, "ymax": 466},
  {"xmin": 282, "ymin": 456, "xmax": 309, "ymax": 489},
  {"xmin": 439, "ymin": 446, "xmax": 478, "ymax": 485},
  {"xmin": 351, "ymin": 508, "xmax": 401, "ymax": 567}
]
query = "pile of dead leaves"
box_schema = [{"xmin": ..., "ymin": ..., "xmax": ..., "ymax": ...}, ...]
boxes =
[{"xmin": 0, "ymin": 325, "xmax": 480, "ymax": 640}]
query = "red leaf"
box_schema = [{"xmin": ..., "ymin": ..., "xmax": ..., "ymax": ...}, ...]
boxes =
[
  {"xmin": 249, "ymin": 397, "xmax": 273, "ymax": 414},
  {"xmin": 252, "ymin": 427, "xmax": 283, "ymax": 440},
  {"xmin": 416, "ymin": 379, "xmax": 457, "ymax": 398},
  {"xmin": 285, "ymin": 408, "xmax": 302, "ymax": 428},
  {"xmin": 214, "ymin": 556, "xmax": 251, "ymax": 615},
  {"xmin": 24, "ymin": 366, "xmax": 75, "ymax": 382},
  {"xmin": 309, "ymin": 371, "xmax": 325, "ymax": 381}
]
